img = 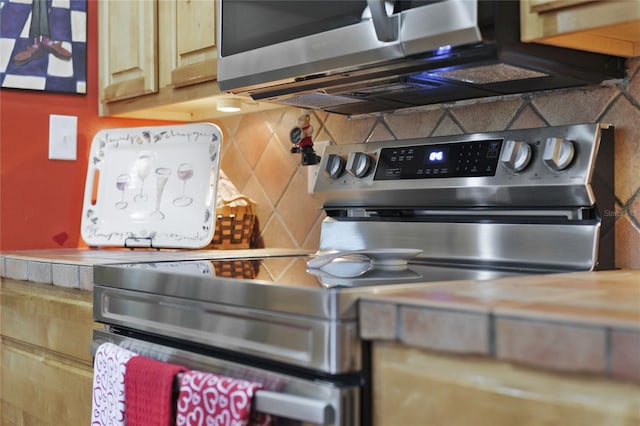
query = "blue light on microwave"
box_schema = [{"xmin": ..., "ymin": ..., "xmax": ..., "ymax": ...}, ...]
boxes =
[{"xmin": 436, "ymin": 45, "xmax": 452, "ymax": 55}]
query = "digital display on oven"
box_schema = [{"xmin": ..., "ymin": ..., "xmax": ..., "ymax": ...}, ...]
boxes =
[
  {"xmin": 374, "ymin": 139, "xmax": 503, "ymax": 180},
  {"xmin": 426, "ymin": 147, "xmax": 448, "ymax": 164}
]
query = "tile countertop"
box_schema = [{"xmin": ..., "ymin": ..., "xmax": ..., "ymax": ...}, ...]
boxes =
[
  {"xmin": 360, "ymin": 270, "xmax": 640, "ymax": 384},
  {"xmin": 0, "ymin": 247, "xmax": 311, "ymax": 290}
]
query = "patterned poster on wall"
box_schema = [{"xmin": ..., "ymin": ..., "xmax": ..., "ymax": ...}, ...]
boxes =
[{"xmin": 0, "ymin": 0, "xmax": 87, "ymax": 94}]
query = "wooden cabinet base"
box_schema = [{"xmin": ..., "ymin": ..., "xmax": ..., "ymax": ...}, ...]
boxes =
[
  {"xmin": 372, "ymin": 342, "xmax": 640, "ymax": 426},
  {"xmin": 1, "ymin": 339, "xmax": 93, "ymax": 425},
  {"xmin": 0, "ymin": 278, "xmax": 97, "ymax": 426}
]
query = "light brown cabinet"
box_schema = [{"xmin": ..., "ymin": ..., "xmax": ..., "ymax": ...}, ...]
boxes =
[
  {"xmin": 372, "ymin": 342, "xmax": 640, "ymax": 426},
  {"xmin": 0, "ymin": 278, "xmax": 98, "ymax": 425},
  {"xmin": 521, "ymin": 0, "xmax": 640, "ymax": 58},
  {"xmin": 98, "ymin": 0, "xmax": 223, "ymax": 120}
]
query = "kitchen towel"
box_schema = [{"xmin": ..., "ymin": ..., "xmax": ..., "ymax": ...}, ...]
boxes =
[
  {"xmin": 90, "ymin": 342, "xmax": 139, "ymax": 426},
  {"xmin": 124, "ymin": 355, "xmax": 187, "ymax": 426},
  {"xmin": 176, "ymin": 370, "xmax": 269, "ymax": 426}
]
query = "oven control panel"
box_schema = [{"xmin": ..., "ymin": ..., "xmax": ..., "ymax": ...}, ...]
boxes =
[
  {"xmin": 313, "ymin": 123, "xmax": 613, "ymax": 208},
  {"xmin": 373, "ymin": 139, "xmax": 502, "ymax": 180}
]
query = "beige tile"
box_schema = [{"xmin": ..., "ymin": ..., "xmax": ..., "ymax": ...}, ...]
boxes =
[
  {"xmin": 220, "ymin": 143, "xmax": 253, "ymax": 191},
  {"xmin": 495, "ymin": 318, "xmax": 607, "ymax": 373},
  {"xmin": 241, "ymin": 175, "xmax": 275, "ymax": 233},
  {"xmin": 383, "ymin": 109, "xmax": 443, "ymax": 140},
  {"xmin": 451, "ymin": 98, "xmax": 522, "ymax": 133},
  {"xmin": 261, "ymin": 215, "xmax": 297, "ymax": 249},
  {"xmin": 277, "ymin": 257, "xmax": 323, "ymax": 288},
  {"xmin": 254, "ymin": 138, "xmax": 296, "ymax": 205},
  {"xmin": 603, "ymin": 95, "xmax": 640, "ymax": 205},
  {"xmin": 531, "ymin": 85, "xmax": 620, "ymax": 126},
  {"xmin": 301, "ymin": 213, "xmax": 324, "ymax": 251},
  {"xmin": 431, "ymin": 114, "xmax": 463, "ymax": 136},
  {"xmin": 488, "ymin": 271, "xmax": 640, "ymax": 329},
  {"xmin": 611, "ymin": 329, "xmax": 640, "ymax": 382},
  {"xmin": 258, "ymin": 256, "xmax": 296, "ymax": 281},
  {"xmin": 234, "ymin": 112, "xmax": 272, "ymax": 168},
  {"xmin": 52, "ymin": 264, "xmax": 80, "ymax": 288},
  {"xmin": 79, "ymin": 266, "xmax": 94, "ymax": 291},
  {"xmin": 627, "ymin": 56, "xmax": 640, "ymax": 79},
  {"xmin": 367, "ymin": 120, "xmax": 394, "ymax": 142},
  {"xmin": 27, "ymin": 261, "xmax": 52, "ymax": 284},
  {"xmin": 216, "ymin": 114, "xmax": 243, "ymax": 138},
  {"xmin": 615, "ymin": 215, "xmax": 640, "ymax": 270},
  {"xmin": 5, "ymin": 259, "xmax": 28, "ymax": 280},
  {"xmin": 278, "ymin": 171, "xmax": 323, "ymax": 246},
  {"xmin": 508, "ymin": 104, "xmax": 547, "ymax": 129},
  {"xmin": 400, "ymin": 306, "xmax": 490, "ymax": 354},
  {"xmin": 322, "ymin": 114, "xmax": 377, "ymax": 145},
  {"xmin": 628, "ymin": 64, "xmax": 640, "ymax": 106},
  {"xmin": 359, "ymin": 301, "xmax": 397, "ymax": 340},
  {"xmin": 261, "ymin": 108, "xmax": 286, "ymax": 135}
]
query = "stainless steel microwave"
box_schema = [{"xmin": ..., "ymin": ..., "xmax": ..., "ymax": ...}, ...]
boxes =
[{"xmin": 217, "ymin": 0, "xmax": 626, "ymax": 115}]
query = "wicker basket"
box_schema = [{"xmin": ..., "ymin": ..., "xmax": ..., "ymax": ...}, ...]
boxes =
[
  {"xmin": 212, "ymin": 259, "xmax": 259, "ymax": 279},
  {"xmin": 208, "ymin": 195, "xmax": 257, "ymax": 249}
]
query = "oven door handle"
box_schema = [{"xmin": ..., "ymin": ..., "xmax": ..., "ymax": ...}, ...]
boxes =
[{"xmin": 254, "ymin": 390, "xmax": 335, "ymax": 424}]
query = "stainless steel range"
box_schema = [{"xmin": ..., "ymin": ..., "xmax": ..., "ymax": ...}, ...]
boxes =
[{"xmin": 92, "ymin": 123, "xmax": 614, "ymax": 425}]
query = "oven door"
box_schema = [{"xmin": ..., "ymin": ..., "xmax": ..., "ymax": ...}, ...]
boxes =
[
  {"xmin": 91, "ymin": 329, "xmax": 364, "ymax": 426},
  {"xmin": 217, "ymin": 0, "xmax": 481, "ymax": 92}
]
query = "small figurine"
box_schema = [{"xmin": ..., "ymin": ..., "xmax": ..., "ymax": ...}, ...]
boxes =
[{"xmin": 290, "ymin": 113, "xmax": 320, "ymax": 166}]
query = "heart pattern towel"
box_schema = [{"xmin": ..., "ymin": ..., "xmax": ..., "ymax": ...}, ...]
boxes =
[
  {"xmin": 124, "ymin": 355, "xmax": 187, "ymax": 426},
  {"xmin": 176, "ymin": 370, "xmax": 269, "ymax": 426},
  {"xmin": 90, "ymin": 342, "xmax": 139, "ymax": 426}
]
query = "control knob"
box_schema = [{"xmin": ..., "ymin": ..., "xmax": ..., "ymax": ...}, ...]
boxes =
[
  {"xmin": 500, "ymin": 139, "xmax": 532, "ymax": 173},
  {"xmin": 346, "ymin": 152, "xmax": 373, "ymax": 178},
  {"xmin": 543, "ymin": 137, "xmax": 575, "ymax": 171},
  {"xmin": 325, "ymin": 154, "xmax": 346, "ymax": 179}
]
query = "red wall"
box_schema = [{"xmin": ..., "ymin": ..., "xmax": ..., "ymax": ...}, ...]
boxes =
[{"xmin": 0, "ymin": 0, "xmax": 180, "ymax": 251}]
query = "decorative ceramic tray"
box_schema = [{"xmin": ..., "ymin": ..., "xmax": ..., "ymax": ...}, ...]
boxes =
[{"xmin": 81, "ymin": 123, "xmax": 221, "ymax": 248}]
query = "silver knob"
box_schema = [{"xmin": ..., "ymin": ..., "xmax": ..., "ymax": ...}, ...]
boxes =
[
  {"xmin": 325, "ymin": 154, "xmax": 346, "ymax": 179},
  {"xmin": 543, "ymin": 137, "xmax": 575, "ymax": 171},
  {"xmin": 346, "ymin": 152, "xmax": 372, "ymax": 178},
  {"xmin": 500, "ymin": 139, "xmax": 532, "ymax": 173}
]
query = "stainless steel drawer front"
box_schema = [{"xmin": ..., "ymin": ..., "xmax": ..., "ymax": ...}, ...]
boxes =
[{"xmin": 93, "ymin": 286, "xmax": 362, "ymax": 374}]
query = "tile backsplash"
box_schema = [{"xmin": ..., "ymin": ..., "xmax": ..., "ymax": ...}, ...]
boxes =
[{"xmin": 215, "ymin": 57, "xmax": 640, "ymax": 270}]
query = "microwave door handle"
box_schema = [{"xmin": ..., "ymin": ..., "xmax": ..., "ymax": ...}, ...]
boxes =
[
  {"xmin": 254, "ymin": 390, "xmax": 335, "ymax": 424},
  {"xmin": 366, "ymin": 0, "xmax": 399, "ymax": 42}
]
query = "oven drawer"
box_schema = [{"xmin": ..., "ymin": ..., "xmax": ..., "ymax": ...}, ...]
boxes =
[
  {"xmin": 91, "ymin": 329, "xmax": 362, "ymax": 426},
  {"xmin": 93, "ymin": 285, "xmax": 362, "ymax": 374}
]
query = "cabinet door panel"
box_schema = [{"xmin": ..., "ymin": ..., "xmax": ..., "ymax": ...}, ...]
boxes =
[
  {"xmin": 521, "ymin": 0, "xmax": 640, "ymax": 57},
  {"xmin": 528, "ymin": 0, "xmax": 596, "ymax": 14},
  {"xmin": 100, "ymin": 1, "xmax": 158, "ymax": 102},
  {"xmin": 171, "ymin": 0, "xmax": 218, "ymax": 88}
]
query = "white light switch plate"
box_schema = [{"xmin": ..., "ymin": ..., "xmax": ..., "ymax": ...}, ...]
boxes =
[
  {"xmin": 49, "ymin": 114, "xmax": 77, "ymax": 160},
  {"xmin": 307, "ymin": 140, "xmax": 331, "ymax": 194}
]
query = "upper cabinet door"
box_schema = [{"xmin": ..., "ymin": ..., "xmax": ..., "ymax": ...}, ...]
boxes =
[
  {"xmin": 162, "ymin": 0, "xmax": 218, "ymax": 89},
  {"xmin": 99, "ymin": 1, "xmax": 158, "ymax": 103},
  {"xmin": 521, "ymin": 0, "xmax": 640, "ymax": 57}
]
